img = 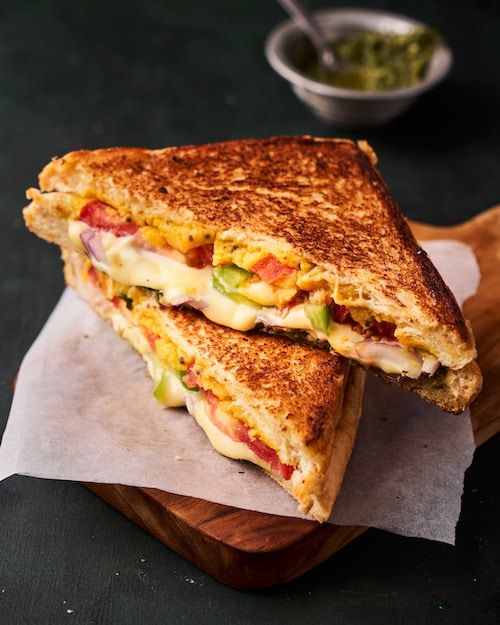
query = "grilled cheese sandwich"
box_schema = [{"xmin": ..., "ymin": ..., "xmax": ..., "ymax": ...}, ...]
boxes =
[
  {"xmin": 63, "ymin": 207, "xmax": 446, "ymax": 381},
  {"xmin": 24, "ymin": 136, "xmax": 481, "ymax": 411}
]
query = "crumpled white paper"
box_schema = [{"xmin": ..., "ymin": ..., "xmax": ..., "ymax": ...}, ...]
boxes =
[{"xmin": 0, "ymin": 240, "xmax": 480, "ymax": 544}]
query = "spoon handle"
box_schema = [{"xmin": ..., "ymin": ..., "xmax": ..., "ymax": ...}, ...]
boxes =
[{"xmin": 276, "ymin": 0, "xmax": 335, "ymax": 70}]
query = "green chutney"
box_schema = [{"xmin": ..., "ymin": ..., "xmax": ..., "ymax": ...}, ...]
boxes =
[{"xmin": 301, "ymin": 29, "xmax": 441, "ymax": 91}]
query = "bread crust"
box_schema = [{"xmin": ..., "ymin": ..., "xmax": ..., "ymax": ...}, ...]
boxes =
[
  {"xmin": 25, "ymin": 137, "xmax": 481, "ymax": 411},
  {"xmin": 273, "ymin": 366, "xmax": 365, "ymax": 521},
  {"xmin": 380, "ymin": 360, "xmax": 482, "ymax": 414}
]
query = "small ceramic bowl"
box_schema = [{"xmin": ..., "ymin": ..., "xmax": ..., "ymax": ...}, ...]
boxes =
[{"xmin": 265, "ymin": 7, "xmax": 453, "ymax": 127}]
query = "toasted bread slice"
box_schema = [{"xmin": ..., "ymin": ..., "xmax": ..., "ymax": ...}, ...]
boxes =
[
  {"xmin": 63, "ymin": 248, "xmax": 364, "ymax": 522},
  {"xmin": 379, "ymin": 360, "xmax": 482, "ymax": 415},
  {"xmin": 24, "ymin": 136, "xmax": 481, "ymax": 411}
]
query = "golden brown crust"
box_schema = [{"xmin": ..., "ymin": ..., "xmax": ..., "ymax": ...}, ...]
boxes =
[
  {"xmin": 24, "ymin": 189, "xmax": 72, "ymax": 247},
  {"xmin": 296, "ymin": 366, "xmax": 365, "ymax": 521},
  {"xmin": 173, "ymin": 305, "xmax": 364, "ymax": 522},
  {"xmin": 162, "ymin": 306, "xmax": 349, "ymax": 451},
  {"xmin": 382, "ymin": 360, "xmax": 482, "ymax": 414},
  {"xmin": 29, "ymin": 136, "xmax": 476, "ymax": 368}
]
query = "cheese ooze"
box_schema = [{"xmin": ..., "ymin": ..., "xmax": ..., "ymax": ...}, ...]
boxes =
[
  {"xmin": 69, "ymin": 221, "xmax": 439, "ymax": 378},
  {"xmin": 92, "ymin": 279, "xmax": 288, "ymax": 475},
  {"xmin": 185, "ymin": 395, "xmax": 280, "ymax": 474},
  {"xmin": 70, "ymin": 220, "xmax": 258, "ymax": 331},
  {"xmin": 105, "ymin": 303, "xmax": 185, "ymax": 407}
]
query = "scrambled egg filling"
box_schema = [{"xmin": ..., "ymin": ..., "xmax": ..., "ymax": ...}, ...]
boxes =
[
  {"xmin": 69, "ymin": 194, "xmax": 432, "ymax": 361},
  {"xmin": 67, "ymin": 192, "xmax": 216, "ymax": 253},
  {"xmin": 142, "ymin": 219, "xmax": 215, "ymax": 254},
  {"xmin": 85, "ymin": 263, "xmax": 188, "ymax": 373},
  {"xmin": 212, "ymin": 237, "xmax": 299, "ymax": 272},
  {"xmin": 68, "ymin": 192, "xmax": 370, "ymax": 311}
]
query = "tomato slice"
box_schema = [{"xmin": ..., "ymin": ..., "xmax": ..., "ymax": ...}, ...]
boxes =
[
  {"xmin": 370, "ymin": 320, "xmax": 396, "ymax": 340},
  {"xmin": 332, "ymin": 303, "xmax": 353, "ymax": 325},
  {"xmin": 87, "ymin": 264, "xmax": 99, "ymax": 287},
  {"xmin": 233, "ymin": 422, "xmax": 294, "ymax": 480},
  {"xmin": 251, "ymin": 254, "xmax": 294, "ymax": 283},
  {"xmin": 200, "ymin": 389, "xmax": 295, "ymax": 480},
  {"xmin": 183, "ymin": 366, "xmax": 200, "ymax": 389},
  {"xmin": 140, "ymin": 326, "xmax": 160, "ymax": 351},
  {"xmin": 185, "ymin": 244, "xmax": 214, "ymax": 268},
  {"xmin": 203, "ymin": 388, "xmax": 219, "ymax": 415},
  {"xmin": 80, "ymin": 201, "xmax": 138, "ymax": 237}
]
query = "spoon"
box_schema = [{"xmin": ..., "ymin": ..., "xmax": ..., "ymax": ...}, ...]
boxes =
[{"xmin": 276, "ymin": 0, "xmax": 338, "ymax": 75}]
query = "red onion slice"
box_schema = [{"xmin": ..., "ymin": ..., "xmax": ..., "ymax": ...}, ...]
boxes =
[
  {"xmin": 80, "ymin": 230, "xmax": 108, "ymax": 264},
  {"xmin": 354, "ymin": 340, "xmax": 423, "ymax": 379},
  {"xmin": 134, "ymin": 233, "xmax": 186, "ymax": 263},
  {"xmin": 187, "ymin": 298, "xmax": 209, "ymax": 310},
  {"xmin": 421, "ymin": 354, "xmax": 440, "ymax": 376},
  {"xmin": 162, "ymin": 293, "xmax": 209, "ymax": 310},
  {"xmin": 168, "ymin": 293, "xmax": 192, "ymax": 306}
]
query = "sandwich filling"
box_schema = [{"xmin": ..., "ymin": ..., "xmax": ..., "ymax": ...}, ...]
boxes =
[
  {"xmin": 67, "ymin": 197, "xmax": 441, "ymax": 380},
  {"xmin": 73, "ymin": 257, "xmax": 295, "ymax": 482}
]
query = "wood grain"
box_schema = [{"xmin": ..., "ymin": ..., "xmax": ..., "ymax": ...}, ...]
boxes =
[{"xmin": 86, "ymin": 207, "xmax": 500, "ymax": 589}]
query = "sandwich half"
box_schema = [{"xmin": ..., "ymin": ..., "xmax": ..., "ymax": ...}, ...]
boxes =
[
  {"xmin": 24, "ymin": 136, "xmax": 481, "ymax": 412},
  {"xmin": 63, "ymin": 248, "xmax": 364, "ymax": 522}
]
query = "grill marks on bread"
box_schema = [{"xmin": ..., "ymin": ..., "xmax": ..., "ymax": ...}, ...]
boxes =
[{"xmin": 38, "ymin": 137, "xmax": 470, "ymax": 344}]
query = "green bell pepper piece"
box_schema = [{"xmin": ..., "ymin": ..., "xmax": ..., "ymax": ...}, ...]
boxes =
[
  {"xmin": 153, "ymin": 370, "xmax": 185, "ymax": 406},
  {"xmin": 215, "ymin": 264, "xmax": 252, "ymax": 289},
  {"xmin": 304, "ymin": 301, "xmax": 331, "ymax": 334},
  {"xmin": 212, "ymin": 266, "xmax": 258, "ymax": 307}
]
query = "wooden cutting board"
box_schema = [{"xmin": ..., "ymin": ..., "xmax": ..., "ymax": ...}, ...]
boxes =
[{"xmin": 85, "ymin": 206, "xmax": 500, "ymax": 589}]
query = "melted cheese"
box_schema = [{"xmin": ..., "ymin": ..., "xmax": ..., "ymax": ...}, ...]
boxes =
[
  {"xmin": 68, "ymin": 220, "xmax": 88, "ymax": 250},
  {"xmin": 328, "ymin": 321, "xmax": 365, "ymax": 354},
  {"xmin": 70, "ymin": 224, "xmax": 260, "ymax": 331},
  {"xmin": 186, "ymin": 395, "xmax": 273, "ymax": 472},
  {"xmin": 201, "ymin": 285, "xmax": 258, "ymax": 331},
  {"xmin": 97, "ymin": 233, "xmax": 212, "ymax": 296},
  {"xmin": 257, "ymin": 305, "xmax": 312, "ymax": 331},
  {"xmin": 106, "ymin": 307, "xmax": 186, "ymax": 406},
  {"xmin": 116, "ymin": 301, "xmax": 276, "ymax": 463},
  {"xmin": 71, "ymin": 222, "xmax": 439, "ymax": 378},
  {"xmin": 238, "ymin": 280, "xmax": 277, "ymax": 306}
]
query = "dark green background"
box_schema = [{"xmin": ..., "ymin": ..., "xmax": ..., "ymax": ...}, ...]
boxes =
[{"xmin": 0, "ymin": 1, "xmax": 498, "ymax": 623}]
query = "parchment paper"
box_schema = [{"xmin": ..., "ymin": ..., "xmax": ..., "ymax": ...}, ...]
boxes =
[{"xmin": 0, "ymin": 241, "xmax": 480, "ymax": 544}]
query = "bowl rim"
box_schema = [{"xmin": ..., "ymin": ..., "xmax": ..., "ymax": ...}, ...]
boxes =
[{"xmin": 265, "ymin": 7, "xmax": 453, "ymax": 100}]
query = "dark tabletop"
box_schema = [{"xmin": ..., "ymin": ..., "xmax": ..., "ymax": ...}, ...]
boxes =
[{"xmin": 0, "ymin": 0, "xmax": 499, "ymax": 623}]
